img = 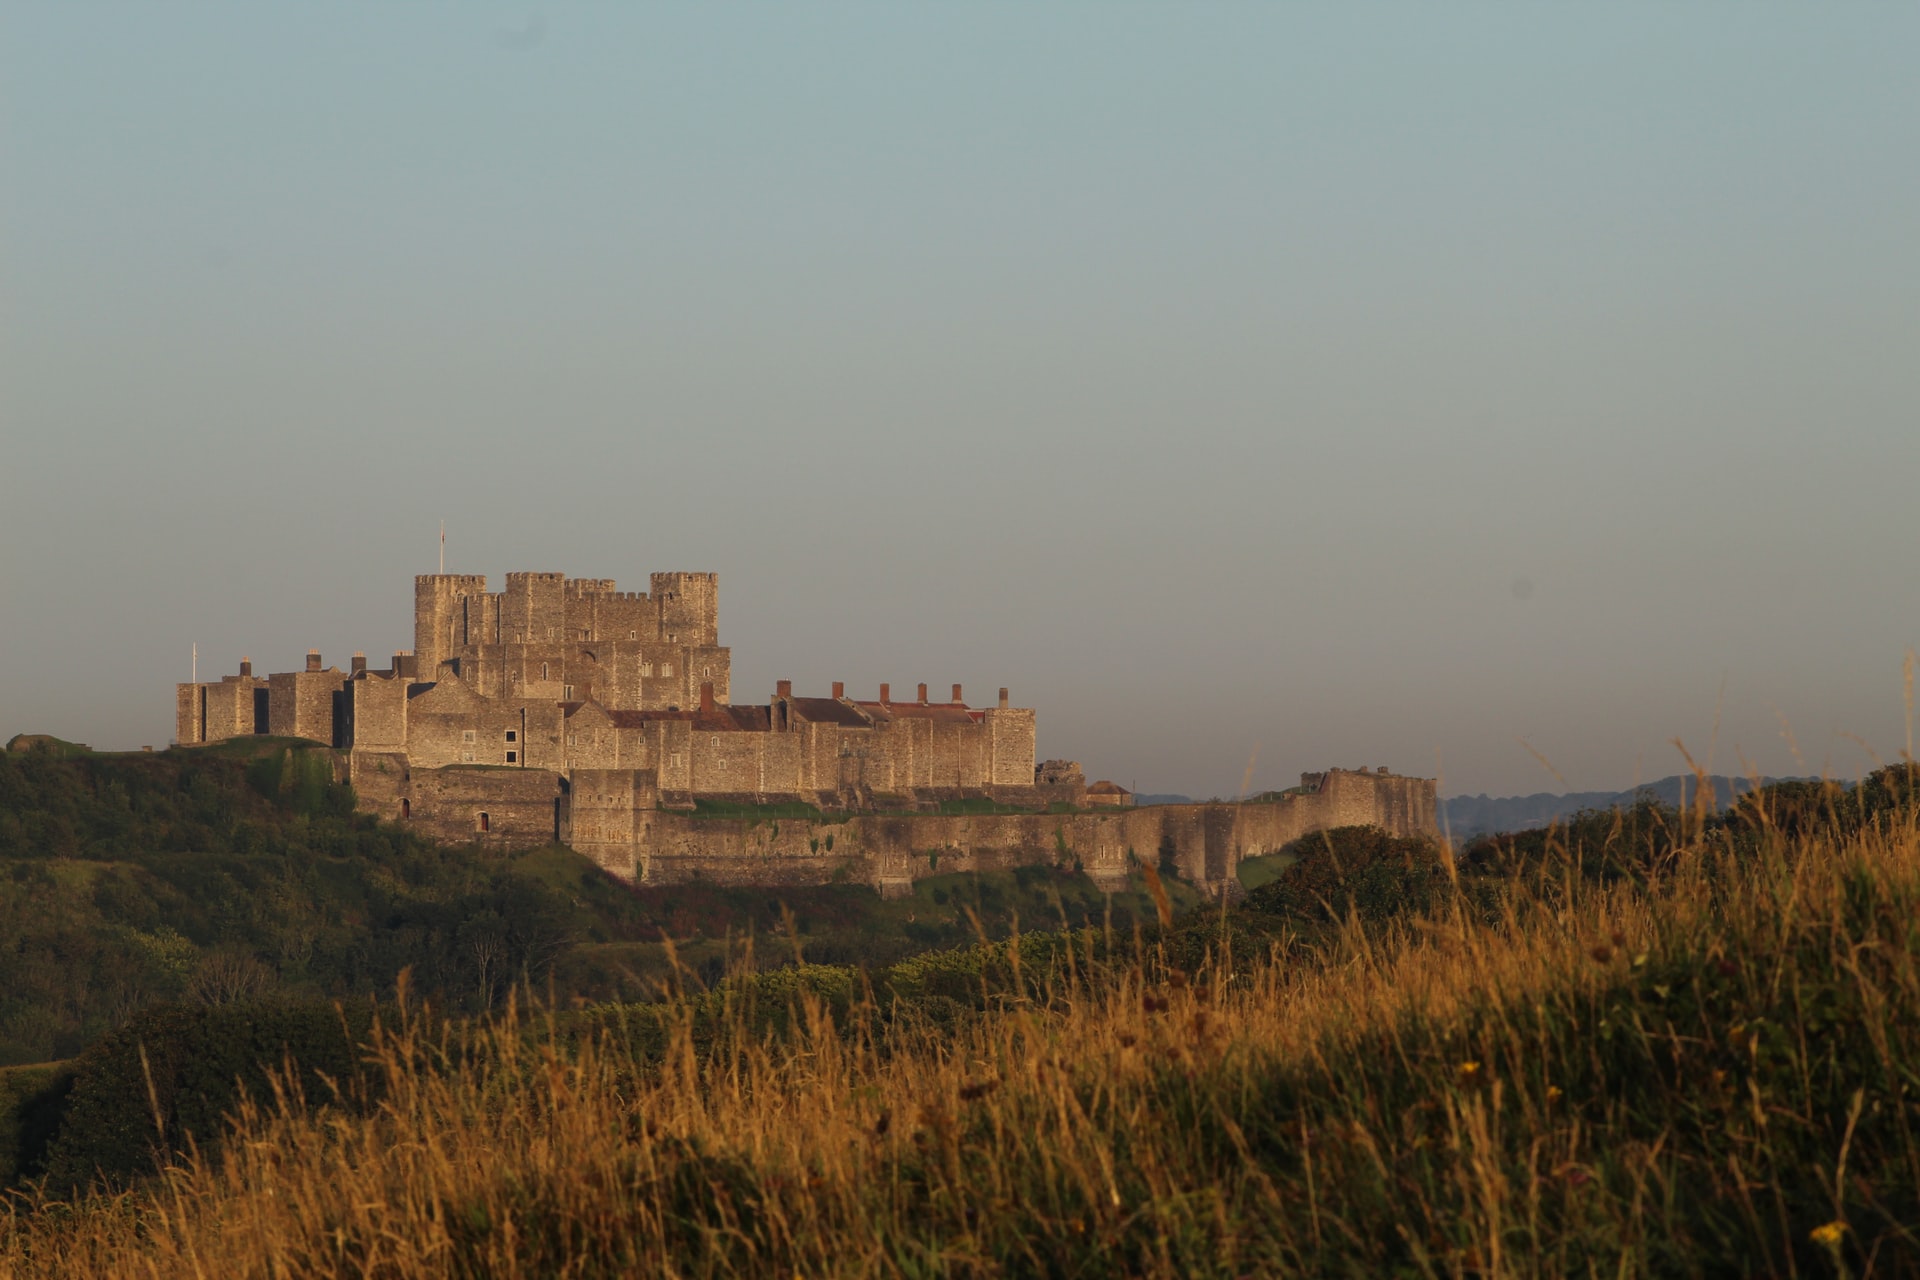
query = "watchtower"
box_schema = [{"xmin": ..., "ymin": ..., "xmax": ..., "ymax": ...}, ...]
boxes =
[
  {"xmin": 414, "ymin": 574, "xmax": 487, "ymax": 674},
  {"xmin": 651, "ymin": 572, "xmax": 718, "ymax": 646}
]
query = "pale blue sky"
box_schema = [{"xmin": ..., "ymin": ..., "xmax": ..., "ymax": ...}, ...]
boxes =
[{"xmin": 3, "ymin": 6, "xmax": 1916, "ymax": 797}]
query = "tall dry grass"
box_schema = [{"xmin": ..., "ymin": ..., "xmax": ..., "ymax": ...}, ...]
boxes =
[{"xmin": 4, "ymin": 806, "xmax": 1919, "ymax": 1277}]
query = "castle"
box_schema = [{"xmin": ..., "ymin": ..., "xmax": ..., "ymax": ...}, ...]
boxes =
[{"xmin": 175, "ymin": 568, "xmax": 1437, "ymax": 894}]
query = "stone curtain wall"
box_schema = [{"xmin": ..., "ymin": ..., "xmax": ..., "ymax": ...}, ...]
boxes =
[
  {"xmin": 266, "ymin": 670, "xmax": 347, "ymax": 745},
  {"xmin": 563, "ymin": 768, "xmax": 1438, "ymax": 896},
  {"xmin": 405, "ymin": 766, "xmax": 565, "ymax": 848}
]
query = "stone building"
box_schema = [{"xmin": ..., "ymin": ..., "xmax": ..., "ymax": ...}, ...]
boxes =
[
  {"xmin": 173, "ymin": 567, "xmax": 1440, "ymax": 895},
  {"xmin": 177, "ymin": 569, "xmax": 1047, "ymax": 844}
]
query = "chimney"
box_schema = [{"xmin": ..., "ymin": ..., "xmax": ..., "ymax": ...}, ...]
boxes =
[
  {"xmin": 239, "ymin": 657, "xmax": 252, "ymax": 678},
  {"xmin": 776, "ymin": 679, "xmax": 792, "ymax": 698},
  {"xmin": 917, "ymin": 682, "xmax": 928, "ymax": 704},
  {"xmin": 392, "ymin": 652, "xmax": 408, "ymax": 677},
  {"xmin": 832, "ymin": 680, "xmax": 845, "ymax": 700},
  {"xmin": 998, "ymin": 687, "xmax": 1009, "ymax": 709},
  {"xmin": 879, "ymin": 682, "xmax": 891, "ymax": 705},
  {"xmin": 306, "ymin": 650, "xmax": 322, "ymax": 673},
  {"xmin": 700, "ymin": 681, "xmax": 716, "ymax": 712},
  {"xmin": 951, "ymin": 683, "xmax": 963, "ymax": 704},
  {"xmin": 351, "ymin": 651, "xmax": 367, "ymax": 675}
]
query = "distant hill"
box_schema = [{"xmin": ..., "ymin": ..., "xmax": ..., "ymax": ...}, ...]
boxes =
[
  {"xmin": 1134, "ymin": 793, "xmax": 1194, "ymax": 806},
  {"xmin": 1442, "ymin": 774, "xmax": 1808, "ymax": 840}
]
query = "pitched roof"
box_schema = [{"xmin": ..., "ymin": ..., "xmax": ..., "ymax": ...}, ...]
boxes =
[
  {"xmin": 563, "ymin": 702, "xmax": 771, "ymax": 732},
  {"xmin": 785, "ymin": 697, "xmax": 872, "ymax": 728},
  {"xmin": 406, "ymin": 673, "xmax": 484, "ymax": 710},
  {"xmin": 851, "ymin": 701, "xmax": 979, "ymax": 725}
]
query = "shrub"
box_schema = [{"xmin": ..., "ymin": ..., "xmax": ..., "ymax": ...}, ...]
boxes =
[
  {"xmin": 42, "ymin": 998, "xmax": 382, "ymax": 1196},
  {"xmin": 1244, "ymin": 826, "xmax": 1448, "ymax": 925},
  {"xmin": 0, "ymin": 1063, "xmax": 75, "ymax": 1185}
]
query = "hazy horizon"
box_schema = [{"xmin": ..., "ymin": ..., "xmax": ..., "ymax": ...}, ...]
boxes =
[{"xmin": 4, "ymin": 7, "xmax": 1916, "ymax": 798}]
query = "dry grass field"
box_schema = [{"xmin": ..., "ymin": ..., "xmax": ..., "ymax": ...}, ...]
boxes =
[{"xmin": 3, "ymin": 774, "xmax": 1918, "ymax": 1277}]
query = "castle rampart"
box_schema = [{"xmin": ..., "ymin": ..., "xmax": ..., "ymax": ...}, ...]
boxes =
[{"xmin": 173, "ymin": 567, "xmax": 1438, "ymax": 894}]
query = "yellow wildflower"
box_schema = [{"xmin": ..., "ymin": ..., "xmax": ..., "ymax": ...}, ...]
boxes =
[{"xmin": 1810, "ymin": 1220, "xmax": 1847, "ymax": 1248}]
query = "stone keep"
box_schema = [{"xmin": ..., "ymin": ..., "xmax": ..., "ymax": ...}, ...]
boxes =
[{"xmin": 174, "ymin": 567, "xmax": 1438, "ymax": 895}]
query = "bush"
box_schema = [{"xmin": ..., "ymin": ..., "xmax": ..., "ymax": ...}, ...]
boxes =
[
  {"xmin": 0, "ymin": 1062, "xmax": 75, "ymax": 1185},
  {"xmin": 1244, "ymin": 826, "xmax": 1448, "ymax": 925},
  {"xmin": 42, "ymin": 998, "xmax": 381, "ymax": 1196}
]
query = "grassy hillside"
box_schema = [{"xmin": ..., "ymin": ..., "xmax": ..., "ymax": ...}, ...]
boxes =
[
  {"xmin": 3, "ymin": 766, "xmax": 1916, "ymax": 1275},
  {"xmin": 0, "ymin": 738, "xmax": 1192, "ymax": 1067}
]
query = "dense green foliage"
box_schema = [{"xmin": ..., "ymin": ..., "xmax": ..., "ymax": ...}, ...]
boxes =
[
  {"xmin": 0, "ymin": 741, "xmax": 1190, "ymax": 1070},
  {"xmin": 40, "ymin": 999, "xmax": 386, "ymax": 1196}
]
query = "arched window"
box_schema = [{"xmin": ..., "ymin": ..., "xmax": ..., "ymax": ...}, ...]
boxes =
[{"xmin": 401, "ymin": 798, "xmax": 411, "ymax": 819}]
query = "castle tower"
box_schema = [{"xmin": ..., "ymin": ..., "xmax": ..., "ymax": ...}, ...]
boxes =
[
  {"xmin": 414, "ymin": 574, "xmax": 487, "ymax": 674},
  {"xmin": 651, "ymin": 572, "xmax": 718, "ymax": 647},
  {"xmin": 502, "ymin": 572, "xmax": 568, "ymax": 645}
]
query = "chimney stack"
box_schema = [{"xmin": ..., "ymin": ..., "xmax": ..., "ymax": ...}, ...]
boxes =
[
  {"xmin": 776, "ymin": 679, "xmax": 792, "ymax": 698},
  {"xmin": 306, "ymin": 650, "xmax": 322, "ymax": 673},
  {"xmin": 952, "ymin": 683, "xmax": 963, "ymax": 704},
  {"xmin": 998, "ymin": 687, "xmax": 1009, "ymax": 709},
  {"xmin": 700, "ymin": 681, "xmax": 716, "ymax": 712},
  {"xmin": 879, "ymin": 682, "xmax": 891, "ymax": 705},
  {"xmin": 832, "ymin": 681, "xmax": 845, "ymax": 700},
  {"xmin": 239, "ymin": 657, "xmax": 252, "ymax": 678},
  {"xmin": 917, "ymin": 682, "xmax": 928, "ymax": 704},
  {"xmin": 351, "ymin": 651, "xmax": 367, "ymax": 675}
]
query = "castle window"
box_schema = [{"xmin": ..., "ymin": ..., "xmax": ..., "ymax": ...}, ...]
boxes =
[
  {"xmin": 506, "ymin": 750, "xmax": 518, "ymax": 764},
  {"xmin": 462, "ymin": 730, "xmax": 476, "ymax": 744},
  {"xmin": 582, "ymin": 629, "xmax": 591, "ymax": 640},
  {"xmin": 462, "ymin": 751, "xmax": 475, "ymax": 763},
  {"xmin": 628, "ymin": 630, "xmax": 637, "ymax": 640},
  {"xmin": 505, "ymin": 729, "xmax": 517, "ymax": 742},
  {"xmin": 564, "ymin": 684, "xmax": 574, "ymax": 700},
  {"xmin": 702, "ymin": 666, "xmax": 710, "ymax": 678},
  {"xmin": 478, "ymin": 812, "xmax": 491, "ymax": 832},
  {"xmin": 662, "ymin": 663, "xmax": 673, "ymax": 677},
  {"xmin": 671, "ymin": 752, "xmax": 681, "ymax": 767},
  {"xmin": 541, "ymin": 663, "xmax": 549, "ymax": 679},
  {"xmin": 568, "ymin": 733, "xmax": 577, "ymax": 746},
  {"xmin": 401, "ymin": 799, "xmax": 410, "ymax": 819}
]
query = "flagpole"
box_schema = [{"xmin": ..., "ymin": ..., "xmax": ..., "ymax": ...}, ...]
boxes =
[{"xmin": 439, "ymin": 521, "xmax": 445, "ymax": 575}]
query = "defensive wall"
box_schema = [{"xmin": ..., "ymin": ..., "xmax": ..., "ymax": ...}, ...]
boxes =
[
  {"xmin": 307, "ymin": 749, "xmax": 1437, "ymax": 896},
  {"xmin": 171, "ymin": 565, "xmax": 1437, "ymax": 895},
  {"xmin": 570, "ymin": 766, "xmax": 1436, "ymax": 897}
]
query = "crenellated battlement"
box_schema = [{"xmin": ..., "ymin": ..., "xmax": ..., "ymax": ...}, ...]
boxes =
[
  {"xmin": 176, "ymin": 560, "xmax": 1434, "ymax": 897},
  {"xmin": 416, "ymin": 574, "xmax": 487, "ymax": 591}
]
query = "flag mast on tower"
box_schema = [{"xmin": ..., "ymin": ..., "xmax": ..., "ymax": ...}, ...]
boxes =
[{"xmin": 439, "ymin": 520, "xmax": 445, "ymax": 575}]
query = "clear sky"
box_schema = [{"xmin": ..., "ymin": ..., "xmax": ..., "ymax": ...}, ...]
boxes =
[{"xmin": 3, "ymin": 6, "xmax": 1916, "ymax": 798}]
